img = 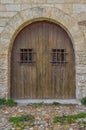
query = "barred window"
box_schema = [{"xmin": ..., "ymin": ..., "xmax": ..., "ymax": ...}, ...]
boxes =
[
  {"xmin": 51, "ymin": 49, "xmax": 66, "ymax": 64},
  {"xmin": 20, "ymin": 49, "xmax": 33, "ymax": 63}
]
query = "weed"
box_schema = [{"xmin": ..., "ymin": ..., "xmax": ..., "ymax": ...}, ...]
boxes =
[
  {"xmin": 0, "ymin": 98, "xmax": 17, "ymax": 107},
  {"xmin": 0, "ymin": 98, "xmax": 6, "ymax": 105},
  {"xmin": 81, "ymin": 97, "xmax": 86, "ymax": 106},
  {"xmin": 52, "ymin": 102, "xmax": 61, "ymax": 106},
  {"xmin": 53, "ymin": 112, "xmax": 86, "ymax": 124},
  {"xmin": 33, "ymin": 102, "xmax": 44, "ymax": 108},
  {"xmin": 5, "ymin": 98, "xmax": 17, "ymax": 107},
  {"xmin": 9, "ymin": 115, "xmax": 35, "ymax": 123}
]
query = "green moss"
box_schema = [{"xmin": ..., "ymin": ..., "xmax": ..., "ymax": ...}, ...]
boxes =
[
  {"xmin": 0, "ymin": 98, "xmax": 17, "ymax": 107},
  {"xmin": 52, "ymin": 102, "xmax": 61, "ymax": 106},
  {"xmin": 9, "ymin": 115, "xmax": 35, "ymax": 123},
  {"xmin": 0, "ymin": 98, "xmax": 6, "ymax": 105},
  {"xmin": 53, "ymin": 112, "xmax": 86, "ymax": 124},
  {"xmin": 81, "ymin": 97, "xmax": 86, "ymax": 106},
  {"xmin": 32, "ymin": 101, "xmax": 44, "ymax": 108}
]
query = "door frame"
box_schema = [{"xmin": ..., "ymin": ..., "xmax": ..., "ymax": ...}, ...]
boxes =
[{"xmin": 9, "ymin": 18, "xmax": 76, "ymax": 100}]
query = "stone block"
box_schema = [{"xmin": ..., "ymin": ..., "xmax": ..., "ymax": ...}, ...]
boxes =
[
  {"xmin": 64, "ymin": 0, "xmax": 80, "ymax": 3},
  {"xmin": 0, "ymin": 43, "xmax": 9, "ymax": 55},
  {"xmin": 20, "ymin": 4, "xmax": 32, "ymax": 10},
  {"xmin": 14, "ymin": 0, "xmax": 21, "ymax": 3},
  {"xmin": 76, "ymin": 51, "xmax": 86, "ymax": 65},
  {"xmin": 1, "ymin": 0, "xmax": 14, "ymax": 4},
  {"xmin": 1, "ymin": 29, "xmax": 14, "ymax": 41},
  {"xmin": 0, "ymin": 27, "xmax": 3, "ymax": 33},
  {"xmin": 54, "ymin": 4, "xmax": 63, "ymax": 11},
  {"xmin": 0, "ymin": 18, "xmax": 9, "ymax": 26},
  {"xmin": 0, "ymin": 11, "xmax": 17, "ymax": 17},
  {"xmin": 20, "ymin": 0, "xmax": 33, "ymax": 4},
  {"xmin": 73, "ymin": 4, "xmax": 86, "ymax": 13},
  {"xmin": 77, "ymin": 66, "xmax": 86, "ymax": 74},
  {"xmin": 8, "ymin": 13, "xmax": 24, "ymax": 30},
  {"xmin": 47, "ymin": 0, "xmax": 64, "ymax": 4},
  {"xmin": 32, "ymin": 0, "xmax": 46, "ymax": 4},
  {"xmin": 63, "ymin": 4, "xmax": 73, "ymax": 14},
  {"xmin": 6, "ymin": 4, "xmax": 20, "ymax": 11},
  {"xmin": 0, "ymin": 4, "xmax": 6, "ymax": 11},
  {"xmin": 81, "ymin": 0, "xmax": 86, "ymax": 3}
]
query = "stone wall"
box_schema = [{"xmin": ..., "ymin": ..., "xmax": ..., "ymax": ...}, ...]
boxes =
[
  {"xmin": 0, "ymin": 0, "xmax": 86, "ymax": 100},
  {"xmin": 0, "ymin": 0, "xmax": 86, "ymax": 34}
]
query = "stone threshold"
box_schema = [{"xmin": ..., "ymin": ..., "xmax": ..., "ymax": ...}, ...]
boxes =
[{"xmin": 15, "ymin": 99, "xmax": 80, "ymax": 106}]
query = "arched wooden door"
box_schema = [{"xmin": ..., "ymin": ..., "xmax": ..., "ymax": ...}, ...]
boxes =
[{"xmin": 11, "ymin": 21, "xmax": 75, "ymax": 99}]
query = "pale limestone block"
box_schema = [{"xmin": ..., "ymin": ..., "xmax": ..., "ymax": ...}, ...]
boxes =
[
  {"xmin": 20, "ymin": 0, "xmax": 33, "ymax": 4},
  {"xmin": 0, "ymin": 86, "xmax": 8, "ymax": 98},
  {"xmin": 14, "ymin": 0, "xmax": 21, "ymax": 3},
  {"xmin": 20, "ymin": 9, "xmax": 33, "ymax": 22},
  {"xmin": 8, "ymin": 13, "xmax": 24, "ymax": 31},
  {"xmin": 79, "ymin": 57, "xmax": 86, "ymax": 65},
  {"xmin": 1, "ymin": 29, "xmax": 14, "ymax": 41},
  {"xmin": 54, "ymin": 4, "xmax": 63, "ymax": 11},
  {"xmin": 47, "ymin": 0, "xmax": 64, "ymax": 3},
  {"xmin": 32, "ymin": 7, "xmax": 46, "ymax": 18},
  {"xmin": 38, "ymin": 4, "xmax": 54, "ymax": 7},
  {"xmin": 71, "ymin": 28, "xmax": 83, "ymax": 42},
  {"xmin": 0, "ymin": 36, "xmax": 10, "ymax": 44},
  {"xmin": 0, "ymin": 27, "xmax": 3, "ymax": 33},
  {"xmin": 64, "ymin": 0, "xmax": 80, "ymax": 3},
  {"xmin": 6, "ymin": 4, "xmax": 20, "ymax": 11},
  {"xmin": 2, "ymin": 24, "xmax": 15, "ymax": 38},
  {"xmin": 77, "ymin": 66, "xmax": 86, "ymax": 74},
  {"xmin": 68, "ymin": 23, "xmax": 85, "ymax": 42},
  {"xmin": 62, "ymin": 14, "xmax": 76, "ymax": 29},
  {"xmin": 0, "ymin": 47, "xmax": 8, "ymax": 56},
  {"xmin": 0, "ymin": 55, "xmax": 7, "ymax": 68},
  {"xmin": 1, "ymin": 0, "xmax": 14, "ymax": 4},
  {"xmin": 74, "ymin": 41, "xmax": 86, "ymax": 51},
  {"xmin": 73, "ymin": 4, "xmax": 86, "ymax": 13},
  {"xmin": 20, "ymin": 4, "xmax": 32, "ymax": 10},
  {"xmin": 0, "ymin": 11, "xmax": 17, "ymax": 17},
  {"xmin": 81, "ymin": 0, "xmax": 86, "ymax": 3},
  {"xmin": 0, "ymin": 18, "xmax": 9, "ymax": 26},
  {"xmin": 50, "ymin": 8, "xmax": 65, "ymax": 23},
  {"xmin": 62, "ymin": 4, "xmax": 73, "ymax": 14},
  {"xmin": 32, "ymin": 0, "xmax": 46, "ymax": 4},
  {"xmin": 73, "ymin": 12, "xmax": 86, "ymax": 22},
  {"xmin": 45, "ymin": 7, "xmax": 55, "ymax": 18},
  {"xmin": 0, "ymin": 40, "xmax": 10, "ymax": 54},
  {"xmin": 62, "ymin": 13, "xmax": 73, "ymax": 26},
  {"xmin": 20, "ymin": 7, "xmax": 46, "ymax": 22},
  {"xmin": 79, "ymin": 25, "xmax": 86, "ymax": 40},
  {"xmin": 0, "ymin": 4, "xmax": 6, "ymax": 11}
]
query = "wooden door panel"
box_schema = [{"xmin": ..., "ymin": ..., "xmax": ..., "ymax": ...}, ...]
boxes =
[{"xmin": 11, "ymin": 21, "xmax": 75, "ymax": 99}]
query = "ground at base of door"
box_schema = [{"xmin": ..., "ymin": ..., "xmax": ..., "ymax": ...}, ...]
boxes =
[{"xmin": 0, "ymin": 104, "xmax": 86, "ymax": 130}]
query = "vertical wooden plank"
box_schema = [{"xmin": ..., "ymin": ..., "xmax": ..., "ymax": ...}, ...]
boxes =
[
  {"xmin": 35, "ymin": 23, "xmax": 39, "ymax": 98},
  {"xmin": 36, "ymin": 22, "xmax": 41, "ymax": 98},
  {"xmin": 42, "ymin": 22, "xmax": 45, "ymax": 98}
]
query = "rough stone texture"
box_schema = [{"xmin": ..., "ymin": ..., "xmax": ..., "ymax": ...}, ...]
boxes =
[
  {"xmin": 0, "ymin": 104, "xmax": 86, "ymax": 129},
  {"xmin": 0, "ymin": 0, "xmax": 86, "ymax": 100}
]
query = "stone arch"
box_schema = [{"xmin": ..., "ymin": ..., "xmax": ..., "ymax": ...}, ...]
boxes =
[{"xmin": 0, "ymin": 6, "xmax": 85, "ymax": 99}]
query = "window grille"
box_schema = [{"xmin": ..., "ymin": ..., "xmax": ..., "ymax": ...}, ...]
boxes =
[
  {"xmin": 51, "ymin": 49, "xmax": 66, "ymax": 64},
  {"xmin": 20, "ymin": 49, "xmax": 34, "ymax": 63}
]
